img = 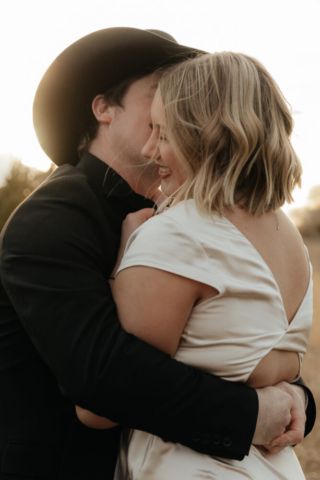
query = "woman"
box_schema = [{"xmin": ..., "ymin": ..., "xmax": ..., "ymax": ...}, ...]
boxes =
[{"xmin": 78, "ymin": 52, "xmax": 312, "ymax": 478}]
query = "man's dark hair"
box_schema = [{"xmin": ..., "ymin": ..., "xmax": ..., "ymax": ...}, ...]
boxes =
[{"xmin": 77, "ymin": 74, "xmax": 148, "ymax": 158}]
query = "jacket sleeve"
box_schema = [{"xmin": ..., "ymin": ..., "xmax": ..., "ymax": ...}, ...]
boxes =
[
  {"xmin": 0, "ymin": 172, "xmax": 258, "ymax": 460},
  {"xmin": 292, "ymin": 378, "xmax": 316, "ymax": 438}
]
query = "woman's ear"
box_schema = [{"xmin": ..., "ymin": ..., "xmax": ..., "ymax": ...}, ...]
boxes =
[{"xmin": 92, "ymin": 95, "xmax": 112, "ymax": 124}]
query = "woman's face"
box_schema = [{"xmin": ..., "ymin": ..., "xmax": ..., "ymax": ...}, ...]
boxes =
[{"xmin": 142, "ymin": 89, "xmax": 187, "ymax": 197}]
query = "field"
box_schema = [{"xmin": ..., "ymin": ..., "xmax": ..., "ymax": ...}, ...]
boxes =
[{"xmin": 295, "ymin": 237, "xmax": 320, "ymax": 479}]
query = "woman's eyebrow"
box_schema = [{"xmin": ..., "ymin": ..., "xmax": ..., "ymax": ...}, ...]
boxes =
[{"xmin": 146, "ymin": 83, "xmax": 159, "ymax": 99}]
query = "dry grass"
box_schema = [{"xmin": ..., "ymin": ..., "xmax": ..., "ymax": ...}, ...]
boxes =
[{"xmin": 295, "ymin": 236, "xmax": 320, "ymax": 479}]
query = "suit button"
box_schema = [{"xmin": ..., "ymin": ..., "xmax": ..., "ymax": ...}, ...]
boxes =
[
  {"xmin": 223, "ymin": 435, "xmax": 232, "ymax": 447},
  {"xmin": 192, "ymin": 431, "xmax": 201, "ymax": 442},
  {"xmin": 212, "ymin": 433, "xmax": 221, "ymax": 445},
  {"xmin": 202, "ymin": 433, "xmax": 211, "ymax": 444}
]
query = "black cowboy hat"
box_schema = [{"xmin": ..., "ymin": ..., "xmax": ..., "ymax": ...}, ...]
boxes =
[{"xmin": 33, "ymin": 27, "xmax": 205, "ymax": 166}]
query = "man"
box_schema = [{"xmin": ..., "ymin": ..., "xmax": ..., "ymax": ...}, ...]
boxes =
[{"xmin": 0, "ymin": 27, "xmax": 315, "ymax": 480}]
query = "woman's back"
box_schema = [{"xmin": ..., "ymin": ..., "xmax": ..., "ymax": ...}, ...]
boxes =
[{"xmin": 224, "ymin": 206, "xmax": 310, "ymax": 325}]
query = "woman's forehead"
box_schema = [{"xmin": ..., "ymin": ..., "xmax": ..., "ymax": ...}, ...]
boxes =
[{"xmin": 151, "ymin": 89, "xmax": 164, "ymax": 123}]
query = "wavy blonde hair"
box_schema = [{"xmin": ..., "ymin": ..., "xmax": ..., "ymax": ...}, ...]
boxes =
[{"xmin": 158, "ymin": 52, "xmax": 302, "ymax": 215}]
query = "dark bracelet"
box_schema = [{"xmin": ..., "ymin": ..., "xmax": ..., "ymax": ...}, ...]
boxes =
[{"xmin": 109, "ymin": 277, "xmax": 115, "ymax": 280}]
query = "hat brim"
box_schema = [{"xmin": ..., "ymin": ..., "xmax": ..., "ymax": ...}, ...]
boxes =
[{"xmin": 33, "ymin": 27, "xmax": 205, "ymax": 166}]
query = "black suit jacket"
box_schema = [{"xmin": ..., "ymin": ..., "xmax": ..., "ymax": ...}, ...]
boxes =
[{"xmin": 0, "ymin": 153, "xmax": 315, "ymax": 480}]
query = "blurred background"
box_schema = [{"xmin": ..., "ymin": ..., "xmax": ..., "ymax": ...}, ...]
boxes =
[{"xmin": 0, "ymin": 0, "xmax": 319, "ymax": 477}]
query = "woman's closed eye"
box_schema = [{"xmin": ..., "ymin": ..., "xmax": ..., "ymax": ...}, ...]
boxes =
[
  {"xmin": 159, "ymin": 134, "xmax": 168, "ymax": 142},
  {"xmin": 149, "ymin": 122, "xmax": 168, "ymax": 141}
]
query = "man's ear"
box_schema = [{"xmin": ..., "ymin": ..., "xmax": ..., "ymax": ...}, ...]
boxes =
[{"xmin": 92, "ymin": 95, "xmax": 112, "ymax": 124}]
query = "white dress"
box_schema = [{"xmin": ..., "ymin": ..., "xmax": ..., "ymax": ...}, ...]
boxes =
[{"xmin": 117, "ymin": 199, "xmax": 313, "ymax": 480}]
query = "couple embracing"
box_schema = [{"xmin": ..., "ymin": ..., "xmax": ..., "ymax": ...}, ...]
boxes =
[{"xmin": 0, "ymin": 27, "xmax": 315, "ymax": 479}]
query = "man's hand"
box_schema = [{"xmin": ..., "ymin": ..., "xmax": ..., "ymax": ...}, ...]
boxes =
[
  {"xmin": 262, "ymin": 382, "xmax": 306, "ymax": 453},
  {"xmin": 253, "ymin": 386, "xmax": 292, "ymax": 445}
]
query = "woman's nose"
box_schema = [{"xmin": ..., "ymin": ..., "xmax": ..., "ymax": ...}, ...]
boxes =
[{"xmin": 142, "ymin": 134, "xmax": 158, "ymax": 160}]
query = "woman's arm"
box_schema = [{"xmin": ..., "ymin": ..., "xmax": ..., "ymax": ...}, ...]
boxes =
[
  {"xmin": 75, "ymin": 406, "xmax": 118, "ymax": 429},
  {"xmin": 76, "ymin": 266, "xmax": 212, "ymax": 429},
  {"xmin": 113, "ymin": 266, "xmax": 212, "ymax": 357},
  {"xmin": 76, "ymin": 209, "xmax": 206, "ymax": 429},
  {"xmin": 110, "ymin": 209, "xmax": 217, "ymax": 356}
]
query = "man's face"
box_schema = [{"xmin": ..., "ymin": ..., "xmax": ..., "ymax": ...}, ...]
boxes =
[
  {"xmin": 142, "ymin": 89, "xmax": 187, "ymax": 197},
  {"xmin": 106, "ymin": 74, "xmax": 161, "ymax": 196}
]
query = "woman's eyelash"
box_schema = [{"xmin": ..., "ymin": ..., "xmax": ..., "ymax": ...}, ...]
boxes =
[{"xmin": 148, "ymin": 123, "xmax": 167, "ymax": 141}]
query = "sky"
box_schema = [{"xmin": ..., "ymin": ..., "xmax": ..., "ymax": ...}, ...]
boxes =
[{"xmin": 0, "ymin": 0, "xmax": 319, "ymax": 211}]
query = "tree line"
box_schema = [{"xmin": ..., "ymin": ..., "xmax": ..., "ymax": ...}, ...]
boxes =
[
  {"xmin": 290, "ymin": 185, "xmax": 320, "ymax": 236},
  {"xmin": 0, "ymin": 159, "xmax": 55, "ymax": 232},
  {"xmin": 0, "ymin": 159, "xmax": 319, "ymax": 236}
]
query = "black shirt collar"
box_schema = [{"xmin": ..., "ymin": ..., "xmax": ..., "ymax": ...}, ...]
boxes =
[{"xmin": 76, "ymin": 152, "xmax": 155, "ymax": 211}]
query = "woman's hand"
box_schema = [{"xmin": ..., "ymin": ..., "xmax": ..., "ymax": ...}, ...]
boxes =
[
  {"xmin": 121, "ymin": 208, "xmax": 155, "ymax": 248},
  {"xmin": 75, "ymin": 405, "xmax": 118, "ymax": 430},
  {"xmin": 110, "ymin": 208, "xmax": 155, "ymax": 279}
]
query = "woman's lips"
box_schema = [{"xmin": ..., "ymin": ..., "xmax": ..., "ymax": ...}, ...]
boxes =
[{"xmin": 158, "ymin": 166, "xmax": 172, "ymax": 179}]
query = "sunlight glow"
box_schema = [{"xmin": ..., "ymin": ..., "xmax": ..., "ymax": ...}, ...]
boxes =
[{"xmin": 1, "ymin": 0, "xmax": 319, "ymax": 207}]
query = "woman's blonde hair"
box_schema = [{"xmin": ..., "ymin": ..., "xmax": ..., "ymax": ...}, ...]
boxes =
[{"xmin": 158, "ymin": 52, "xmax": 302, "ymax": 215}]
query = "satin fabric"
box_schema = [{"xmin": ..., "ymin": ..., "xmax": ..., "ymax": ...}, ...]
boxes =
[{"xmin": 117, "ymin": 199, "xmax": 312, "ymax": 479}]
